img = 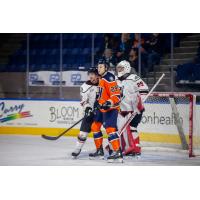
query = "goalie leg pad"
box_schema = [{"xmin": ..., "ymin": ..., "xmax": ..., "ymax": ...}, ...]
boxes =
[
  {"xmin": 130, "ymin": 126, "xmax": 141, "ymax": 154},
  {"xmin": 120, "ymin": 133, "xmax": 126, "ymax": 152},
  {"xmin": 129, "ymin": 111, "xmax": 143, "ymax": 128},
  {"xmin": 123, "ymin": 125, "xmax": 136, "ymax": 155},
  {"xmin": 123, "ymin": 125, "xmax": 142, "ymax": 155}
]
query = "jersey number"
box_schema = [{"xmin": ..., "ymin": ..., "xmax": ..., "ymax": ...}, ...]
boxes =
[
  {"xmin": 137, "ymin": 81, "xmax": 144, "ymax": 88},
  {"xmin": 97, "ymin": 87, "xmax": 103, "ymax": 100},
  {"xmin": 110, "ymin": 85, "xmax": 118, "ymax": 92}
]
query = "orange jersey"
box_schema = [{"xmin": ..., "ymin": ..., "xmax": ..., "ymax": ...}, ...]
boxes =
[{"xmin": 97, "ymin": 72, "xmax": 121, "ymax": 111}]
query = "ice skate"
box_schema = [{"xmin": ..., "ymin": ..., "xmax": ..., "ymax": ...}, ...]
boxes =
[
  {"xmin": 107, "ymin": 148, "xmax": 123, "ymax": 163},
  {"xmin": 71, "ymin": 148, "xmax": 81, "ymax": 159},
  {"xmin": 105, "ymin": 144, "xmax": 113, "ymax": 156},
  {"xmin": 89, "ymin": 146, "xmax": 104, "ymax": 160}
]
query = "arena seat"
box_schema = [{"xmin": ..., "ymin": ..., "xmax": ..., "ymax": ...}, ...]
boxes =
[{"xmin": 6, "ymin": 33, "xmax": 102, "ymax": 72}]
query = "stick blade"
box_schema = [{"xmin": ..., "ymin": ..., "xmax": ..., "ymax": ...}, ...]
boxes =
[{"xmin": 41, "ymin": 134, "xmax": 58, "ymax": 140}]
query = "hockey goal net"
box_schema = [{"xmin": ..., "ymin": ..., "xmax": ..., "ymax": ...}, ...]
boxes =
[{"xmin": 140, "ymin": 92, "xmax": 200, "ymax": 157}]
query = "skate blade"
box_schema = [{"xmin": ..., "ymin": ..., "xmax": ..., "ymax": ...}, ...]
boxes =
[
  {"xmin": 107, "ymin": 158, "xmax": 124, "ymax": 163},
  {"xmin": 125, "ymin": 154, "xmax": 141, "ymax": 159},
  {"xmin": 136, "ymin": 155, "xmax": 141, "ymax": 160},
  {"xmin": 89, "ymin": 156, "xmax": 104, "ymax": 160},
  {"xmin": 72, "ymin": 156, "xmax": 78, "ymax": 159}
]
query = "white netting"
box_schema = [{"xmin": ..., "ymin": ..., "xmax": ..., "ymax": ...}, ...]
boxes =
[
  {"xmin": 193, "ymin": 95, "xmax": 200, "ymax": 156},
  {"xmin": 138, "ymin": 92, "xmax": 200, "ymax": 157}
]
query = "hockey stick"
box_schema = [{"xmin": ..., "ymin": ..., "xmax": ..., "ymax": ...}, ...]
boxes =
[
  {"xmin": 118, "ymin": 73, "xmax": 165, "ymax": 137},
  {"xmin": 41, "ymin": 117, "xmax": 83, "ymax": 140}
]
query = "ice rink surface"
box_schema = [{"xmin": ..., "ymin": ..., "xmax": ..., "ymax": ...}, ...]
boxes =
[{"xmin": 0, "ymin": 134, "xmax": 200, "ymax": 166}]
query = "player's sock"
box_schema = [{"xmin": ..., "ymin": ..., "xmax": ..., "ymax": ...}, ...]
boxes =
[
  {"xmin": 89, "ymin": 131, "xmax": 104, "ymax": 159},
  {"xmin": 71, "ymin": 132, "xmax": 87, "ymax": 158},
  {"xmin": 108, "ymin": 132, "xmax": 120, "ymax": 152},
  {"xmin": 93, "ymin": 131, "xmax": 103, "ymax": 149}
]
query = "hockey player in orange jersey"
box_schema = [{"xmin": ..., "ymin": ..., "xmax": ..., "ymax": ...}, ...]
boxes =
[{"xmin": 89, "ymin": 59, "xmax": 123, "ymax": 162}]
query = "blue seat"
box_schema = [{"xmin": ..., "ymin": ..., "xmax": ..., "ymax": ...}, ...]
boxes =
[
  {"xmin": 194, "ymin": 64, "xmax": 200, "ymax": 81},
  {"xmin": 50, "ymin": 49, "xmax": 59, "ymax": 55},
  {"xmin": 49, "ymin": 64, "xmax": 59, "ymax": 71},
  {"xmin": 8, "ymin": 33, "xmax": 106, "ymax": 71},
  {"xmin": 29, "ymin": 64, "xmax": 37, "ymax": 72},
  {"xmin": 71, "ymin": 48, "xmax": 80, "ymax": 55},
  {"xmin": 84, "ymin": 63, "xmax": 91, "ymax": 68},
  {"xmin": 62, "ymin": 64, "xmax": 69, "ymax": 70},
  {"xmin": 63, "ymin": 48, "xmax": 71, "ymax": 55},
  {"xmin": 63, "ymin": 40, "xmax": 74, "ymax": 48},
  {"xmin": 30, "ymin": 49, "xmax": 37, "ymax": 55},
  {"xmin": 82, "ymin": 48, "xmax": 91, "ymax": 55},
  {"xmin": 18, "ymin": 64, "xmax": 26, "ymax": 72}
]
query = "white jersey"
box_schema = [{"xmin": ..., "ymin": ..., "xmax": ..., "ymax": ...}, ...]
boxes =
[
  {"xmin": 117, "ymin": 74, "xmax": 149, "ymax": 112},
  {"xmin": 80, "ymin": 81, "xmax": 98, "ymax": 111}
]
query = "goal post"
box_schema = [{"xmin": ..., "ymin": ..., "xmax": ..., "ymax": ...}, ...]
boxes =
[
  {"xmin": 169, "ymin": 97, "xmax": 188, "ymax": 150},
  {"xmin": 142, "ymin": 92, "xmax": 199, "ymax": 158}
]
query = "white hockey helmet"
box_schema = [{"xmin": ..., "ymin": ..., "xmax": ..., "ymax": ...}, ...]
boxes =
[{"xmin": 116, "ymin": 60, "xmax": 131, "ymax": 77}]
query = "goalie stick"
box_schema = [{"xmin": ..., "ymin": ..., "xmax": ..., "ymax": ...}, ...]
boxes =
[
  {"xmin": 118, "ymin": 73, "xmax": 165, "ymax": 137},
  {"xmin": 41, "ymin": 117, "xmax": 84, "ymax": 140}
]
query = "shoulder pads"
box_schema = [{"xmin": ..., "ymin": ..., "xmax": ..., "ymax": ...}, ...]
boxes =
[{"xmin": 102, "ymin": 71, "xmax": 116, "ymax": 82}]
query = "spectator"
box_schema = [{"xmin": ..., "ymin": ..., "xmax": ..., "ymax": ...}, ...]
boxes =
[
  {"xmin": 98, "ymin": 34, "xmax": 118, "ymax": 53},
  {"xmin": 102, "ymin": 48, "xmax": 117, "ymax": 67},
  {"xmin": 145, "ymin": 33, "xmax": 162, "ymax": 71},
  {"xmin": 197, "ymin": 42, "xmax": 200, "ymax": 58},
  {"xmin": 129, "ymin": 47, "xmax": 148, "ymax": 76},
  {"xmin": 132, "ymin": 33, "xmax": 148, "ymax": 73},
  {"xmin": 96, "ymin": 34, "xmax": 119, "ymax": 61},
  {"xmin": 129, "ymin": 48, "xmax": 138, "ymax": 70},
  {"xmin": 176, "ymin": 57, "xmax": 200, "ymax": 83},
  {"xmin": 116, "ymin": 33, "xmax": 132, "ymax": 62},
  {"xmin": 132, "ymin": 33, "xmax": 147, "ymax": 53}
]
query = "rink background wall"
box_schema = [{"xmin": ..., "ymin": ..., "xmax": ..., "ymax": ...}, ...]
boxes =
[{"xmin": 0, "ymin": 98, "xmax": 199, "ymax": 144}]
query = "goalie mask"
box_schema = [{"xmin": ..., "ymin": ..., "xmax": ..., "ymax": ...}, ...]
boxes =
[{"xmin": 116, "ymin": 60, "xmax": 131, "ymax": 78}]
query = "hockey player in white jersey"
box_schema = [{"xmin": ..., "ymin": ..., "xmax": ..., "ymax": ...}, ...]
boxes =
[
  {"xmin": 116, "ymin": 60, "xmax": 149, "ymax": 156},
  {"xmin": 71, "ymin": 68, "xmax": 99, "ymax": 158}
]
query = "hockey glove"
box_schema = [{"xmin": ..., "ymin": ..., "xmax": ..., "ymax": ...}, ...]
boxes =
[
  {"xmin": 85, "ymin": 107, "xmax": 93, "ymax": 117},
  {"xmin": 100, "ymin": 101, "xmax": 112, "ymax": 110}
]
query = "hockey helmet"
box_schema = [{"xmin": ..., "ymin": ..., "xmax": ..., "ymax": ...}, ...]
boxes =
[
  {"xmin": 116, "ymin": 60, "xmax": 131, "ymax": 77},
  {"xmin": 98, "ymin": 58, "xmax": 110, "ymax": 69},
  {"xmin": 88, "ymin": 67, "xmax": 98, "ymax": 75}
]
